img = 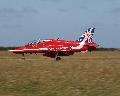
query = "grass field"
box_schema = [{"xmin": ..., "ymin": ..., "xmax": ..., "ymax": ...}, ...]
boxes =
[{"xmin": 0, "ymin": 51, "xmax": 120, "ymax": 96}]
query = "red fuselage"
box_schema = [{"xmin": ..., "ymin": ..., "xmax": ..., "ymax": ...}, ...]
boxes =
[{"xmin": 10, "ymin": 39, "xmax": 97, "ymax": 58}]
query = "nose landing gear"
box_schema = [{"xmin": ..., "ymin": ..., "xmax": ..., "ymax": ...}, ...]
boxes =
[{"xmin": 55, "ymin": 52, "xmax": 61, "ymax": 61}]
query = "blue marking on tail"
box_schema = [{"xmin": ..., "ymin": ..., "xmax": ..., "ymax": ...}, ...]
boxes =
[{"xmin": 76, "ymin": 28, "xmax": 95, "ymax": 43}]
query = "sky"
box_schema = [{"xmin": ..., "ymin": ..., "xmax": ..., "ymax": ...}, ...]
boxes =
[{"xmin": 0, "ymin": 0, "xmax": 120, "ymax": 48}]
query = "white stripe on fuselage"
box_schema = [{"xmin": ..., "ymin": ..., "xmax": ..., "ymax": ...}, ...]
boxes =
[
  {"xmin": 9, "ymin": 48, "xmax": 48, "ymax": 52},
  {"xmin": 24, "ymin": 49, "xmax": 39, "ymax": 51},
  {"xmin": 39, "ymin": 48, "xmax": 48, "ymax": 50},
  {"xmin": 71, "ymin": 39, "xmax": 86, "ymax": 50},
  {"xmin": 71, "ymin": 42, "xmax": 85, "ymax": 50},
  {"xmin": 23, "ymin": 48, "xmax": 48, "ymax": 51},
  {"xmin": 8, "ymin": 50, "xmax": 23, "ymax": 52}
]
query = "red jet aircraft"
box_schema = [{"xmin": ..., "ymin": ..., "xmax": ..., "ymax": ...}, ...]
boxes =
[{"xmin": 9, "ymin": 28, "xmax": 98, "ymax": 60}]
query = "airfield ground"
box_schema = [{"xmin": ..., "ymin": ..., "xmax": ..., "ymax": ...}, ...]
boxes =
[{"xmin": 0, "ymin": 51, "xmax": 120, "ymax": 96}]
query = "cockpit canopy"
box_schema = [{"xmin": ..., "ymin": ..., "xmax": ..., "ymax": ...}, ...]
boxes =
[{"xmin": 26, "ymin": 39, "xmax": 54, "ymax": 46}]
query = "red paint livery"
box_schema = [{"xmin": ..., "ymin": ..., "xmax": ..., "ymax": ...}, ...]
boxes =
[{"xmin": 9, "ymin": 28, "xmax": 98, "ymax": 60}]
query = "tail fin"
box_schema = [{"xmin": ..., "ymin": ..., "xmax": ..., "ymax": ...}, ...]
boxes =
[{"xmin": 76, "ymin": 28, "xmax": 95, "ymax": 43}]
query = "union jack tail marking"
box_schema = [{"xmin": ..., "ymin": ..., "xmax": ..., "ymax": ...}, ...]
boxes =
[{"xmin": 76, "ymin": 28, "xmax": 95, "ymax": 43}]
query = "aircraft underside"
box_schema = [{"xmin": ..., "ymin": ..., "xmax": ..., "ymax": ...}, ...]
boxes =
[{"xmin": 43, "ymin": 51, "xmax": 74, "ymax": 57}]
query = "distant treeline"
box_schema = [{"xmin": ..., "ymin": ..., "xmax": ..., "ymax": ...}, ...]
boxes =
[
  {"xmin": 0, "ymin": 47, "xmax": 119, "ymax": 51},
  {"xmin": 0, "ymin": 47, "xmax": 17, "ymax": 51},
  {"xmin": 96, "ymin": 48, "xmax": 119, "ymax": 51}
]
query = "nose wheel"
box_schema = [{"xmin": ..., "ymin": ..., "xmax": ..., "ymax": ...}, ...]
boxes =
[
  {"xmin": 55, "ymin": 57, "xmax": 61, "ymax": 61},
  {"xmin": 21, "ymin": 53, "xmax": 25, "ymax": 60}
]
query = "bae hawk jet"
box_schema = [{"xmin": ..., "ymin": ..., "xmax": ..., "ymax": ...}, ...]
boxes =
[{"xmin": 9, "ymin": 28, "xmax": 98, "ymax": 60}]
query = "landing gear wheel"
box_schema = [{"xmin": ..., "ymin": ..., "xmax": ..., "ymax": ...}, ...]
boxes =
[
  {"xmin": 21, "ymin": 54, "xmax": 25, "ymax": 60},
  {"xmin": 56, "ymin": 57, "xmax": 61, "ymax": 61}
]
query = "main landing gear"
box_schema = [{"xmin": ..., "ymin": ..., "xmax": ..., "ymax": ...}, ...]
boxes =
[{"xmin": 55, "ymin": 52, "xmax": 61, "ymax": 61}]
